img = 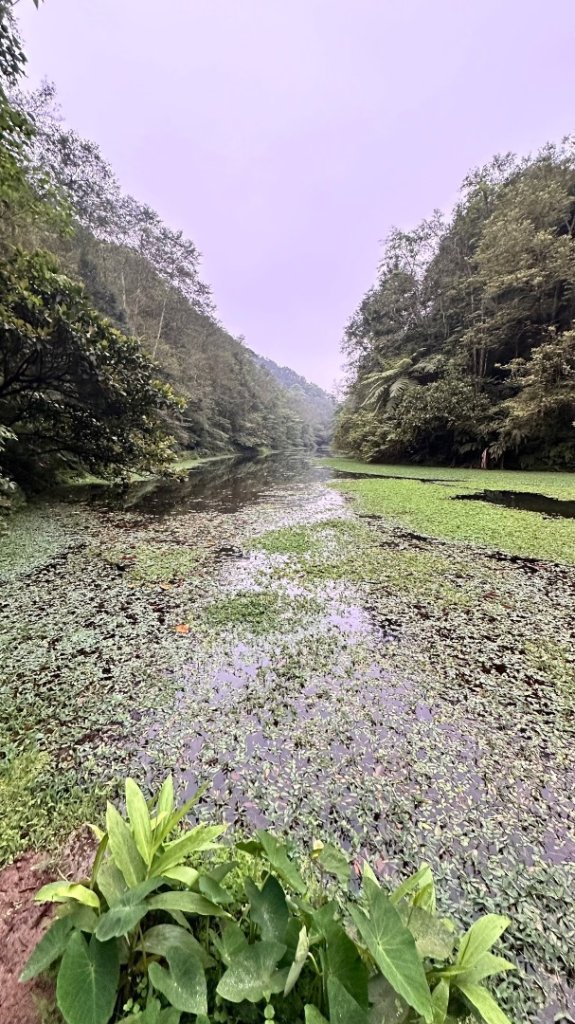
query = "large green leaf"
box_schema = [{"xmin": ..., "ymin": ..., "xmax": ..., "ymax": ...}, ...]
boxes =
[
  {"xmin": 367, "ymin": 975, "xmax": 410, "ymax": 1024},
  {"xmin": 151, "ymin": 824, "xmax": 226, "ymax": 875},
  {"xmin": 147, "ymin": 890, "xmax": 228, "ymax": 917},
  {"xmin": 246, "ymin": 875, "xmax": 289, "ymax": 941},
  {"xmin": 95, "ymin": 902, "xmax": 148, "ymax": 941},
  {"xmin": 284, "ymin": 924, "xmax": 309, "ymax": 995},
  {"xmin": 20, "ymin": 916, "xmax": 75, "ymax": 981},
  {"xmin": 154, "ymin": 776, "xmax": 175, "ymax": 826},
  {"xmin": 324, "ymin": 920, "xmax": 369, "ymax": 1008},
  {"xmin": 431, "ymin": 979, "xmax": 450, "ymax": 1024},
  {"xmin": 216, "ymin": 940, "xmax": 287, "ymax": 1003},
  {"xmin": 327, "ymin": 976, "xmax": 369, "ymax": 1024},
  {"xmin": 56, "ymin": 933, "xmax": 119, "ymax": 1024},
  {"xmin": 256, "ymin": 831, "xmax": 306, "ymax": 894},
  {"xmin": 152, "ymin": 782, "xmax": 211, "ymax": 850},
  {"xmin": 198, "ymin": 874, "xmax": 233, "ymax": 906},
  {"xmin": 349, "ymin": 887, "xmax": 433, "ymax": 1022},
  {"xmin": 35, "ymin": 881, "xmax": 100, "ymax": 909},
  {"xmin": 97, "ymin": 861, "xmax": 128, "ymax": 907},
  {"xmin": 316, "ymin": 843, "xmax": 351, "ymax": 886},
  {"xmin": 106, "ymin": 802, "xmax": 146, "ymax": 888},
  {"xmin": 456, "ymin": 952, "xmax": 515, "ymax": 984},
  {"xmin": 140, "ymin": 924, "xmax": 214, "ymax": 968},
  {"xmin": 457, "ymin": 981, "xmax": 513, "ymax": 1024},
  {"xmin": 213, "ymin": 920, "xmax": 249, "ymax": 965},
  {"xmin": 126, "ymin": 778, "xmax": 153, "ymax": 866},
  {"xmin": 305, "ymin": 1008, "xmax": 329, "ymax": 1024},
  {"xmin": 405, "ymin": 906, "xmax": 455, "ymax": 960},
  {"xmin": 456, "ymin": 916, "xmax": 510, "ymax": 969},
  {"xmin": 148, "ymin": 945, "xmax": 207, "ymax": 1015},
  {"xmin": 390, "ymin": 865, "xmax": 435, "ymax": 913},
  {"xmin": 162, "ymin": 865, "xmax": 199, "ymax": 888}
]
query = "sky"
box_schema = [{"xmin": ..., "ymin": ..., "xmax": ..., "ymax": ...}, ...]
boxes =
[{"xmin": 16, "ymin": 0, "xmax": 575, "ymax": 391}]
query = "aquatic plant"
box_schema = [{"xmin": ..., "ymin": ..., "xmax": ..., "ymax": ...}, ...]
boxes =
[{"xmin": 22, "ymin": 777, "xmax": 516, "ymax": 1024}]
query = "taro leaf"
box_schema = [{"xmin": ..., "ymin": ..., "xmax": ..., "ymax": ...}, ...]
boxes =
[
  {"xmin": 405, "ymin": 906, "xmax": 455, "ymax": 960},
  {"xmin": 431, "ymin": 979, "xmax": 450, "ymax": 1024},
  {"xmin": 208, "ymin": 860, "xmax": 235, "ymax": 883},
  {"xmin": 56, "ymin": 932, "xmax": 119, "ymax": 1024},
  {"xmin": 256, "ymin": 831, "xmax": 306, "ymax": 894},
  {"xmin": 246, "ymin": 875, "xmax": 289, "ymax": 941},
  {"xmin": 147, "ymin": 890, "xmax": 227, "ymax": 917},
  {"xmin": 305, "ymin": 1008, "xmax": 329, "ymax": 1024},
  {"xmin": 140, "ymin": 923, "xmax": 214, "ymax": 968},
  {"xmin": 158, "ymin": 1012, "xmax": 181, "ymax": 1024},
  {"xmin": 148, "ymin": 945, "xmax": 207, "ymax": 1015},
  {"xmin": 95, "ymin": 902, "xmax": 148, "ymax": 941},
  {"xmin": 213, "ymin": 920, "xmax": 249, "ymax": 966},
  {"xmin": 324, "ymin": 920, "xmax": 369, "ymax": 1008},
  {"xmin": 349, "ymin": 887, "xmax": 433, "ymax": 1022},
  {"xmin": 106, "ymin": 802, "xmax": 146, "ymax": 888},
  {"xmin": 198, "ymin": 874, "xmax": 233, "ymax": 905},
  {"xmin": 151, "ymin": 824, "xmax": 226, "ymax": 875},
  {"xmin": 20, "ymin": 916, "xmax": 75, "ymax": 981},
  {"xmin": 327, "ymin": 976, "xmax": 370, "ymax": 1024},
  {"xmin": 236, "ymin": 838, "xmax": 263, "ymax": 856},
  {"xmin": 95, "ymin": 877, "xmax": 167, "ymax": 940},
  {"xmin": 35, "ymin": 881, "xmax": 100, "ymax": 909},
  {"xmin": 284, "ymin": 925, "xmax": 309, "ymax": 996},
  {"xmin": 367, "ymin": 975, "xmax": 410, "ymax": 1024},
  {"xmin": 456, "ymin": 916, "xmax": 510, "ymax": 969},
  {"xmin": 66, "ymin": 905, "xmax": 99, "ymax": 934},
  {"xmin": 216, "ymin": 940, "xmax": 287, "ymax": 1003},
  {"xmin": 316, "ymin": 843, "xmax": 351, "ymax": 886},
  {"xmin": 125, "ymin": 778, "xmax": 153, "ymax": 866},
  {"xmin": 457, "ymin": 981, "xmax": 513, "ymax": 1024}
]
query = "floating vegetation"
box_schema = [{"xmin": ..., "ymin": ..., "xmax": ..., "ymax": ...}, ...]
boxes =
[{"xmin": 1, "ymin": 454, "xmax": 574, "ymax": 1021}]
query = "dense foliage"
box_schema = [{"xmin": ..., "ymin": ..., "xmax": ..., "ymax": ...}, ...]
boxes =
[
  {"xmin": 23, "ymin": 777, "xmax": 515, "ymax": 1024},
  {"xmin": 12, "ymin": 78, "xmax": 333, "ymax": 457},
  {"xmin": 251, "ymin": 353, "xmax": 335, "ymax": 448},
  {"xmin": 0, "ymin": 8, "xmax": 332, "ymax": 497},
  {"xmin": 336, "ymin": 147, "xmax": 575, "ymax": 468}
]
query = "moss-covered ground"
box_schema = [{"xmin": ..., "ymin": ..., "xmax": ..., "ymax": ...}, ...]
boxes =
[{"xmin": 1, "ymin": 455, "xmax": 574, "ymax": 1021}]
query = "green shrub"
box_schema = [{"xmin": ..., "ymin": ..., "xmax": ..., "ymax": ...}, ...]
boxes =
[{"xmin": 22, "ymin": 778, "xmax": 515, "ymax": 1024}]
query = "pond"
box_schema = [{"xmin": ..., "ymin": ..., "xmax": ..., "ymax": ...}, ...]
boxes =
[
  {"xmin": 1, "ymin": 453, "xmax": 574, "ymax": 1022},
  {"xmin": 454, "ymin": 488, "xmax": 575, "ymax": 519}
]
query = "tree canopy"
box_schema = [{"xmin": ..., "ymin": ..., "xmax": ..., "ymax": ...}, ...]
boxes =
[
  {"xmin": 0, "ymin": 7, "xmax": 333, "ymax": 497},
  {"xmin": 336, "ymin": 145, "xmax": 575, "ymax": 468}
]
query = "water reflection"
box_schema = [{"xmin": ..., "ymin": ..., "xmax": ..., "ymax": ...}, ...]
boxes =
[{"xmin": 55, "ymin": 453, "xmax": 333, "ymax": 516}]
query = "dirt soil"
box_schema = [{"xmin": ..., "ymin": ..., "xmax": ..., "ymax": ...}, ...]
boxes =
[
  {"xmin": 0, "ymin": 830, "xmax": 97, "ymax": 1024},
  {"xmin": 0, "ymin": 852, "xmax": 54, "ymax": 1024}
]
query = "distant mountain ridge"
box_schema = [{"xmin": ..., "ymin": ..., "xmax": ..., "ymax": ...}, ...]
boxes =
[{"xmin": 249, "ymin": 351, "xmax": 335, "ymax": 448}]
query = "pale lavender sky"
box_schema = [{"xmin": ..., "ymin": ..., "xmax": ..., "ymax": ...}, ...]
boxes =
[{"xmin": 16, "ymin": 0, "xmax": 575, "ymax": 390}]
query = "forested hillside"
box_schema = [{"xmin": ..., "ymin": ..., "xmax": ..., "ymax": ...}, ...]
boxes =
[
  {"xmin": 336, "ymin": 146, "xmax": 575, "ymax": 468},
  {"xmin": 0, "ymin": 8, "xmax": 325, "ymax": 501},
  {"xmin": 249, "ymin": 351, "xmax": 335, "ymax": 447}
]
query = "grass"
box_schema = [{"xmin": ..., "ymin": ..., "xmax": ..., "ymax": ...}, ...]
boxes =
[
  {"xmin": 322, "ymin": 457, "xmax": 575, "ymax": 563},
  {"xmin": 100, "ymin": 542, "xmax": 201, "ymax": 583},
  {"xmin": 0, "ymin": 746, "xmax": 104, "ymax": 865}
]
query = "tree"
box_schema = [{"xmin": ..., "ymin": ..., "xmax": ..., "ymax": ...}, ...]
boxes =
[
  {"xmin": 0, "ymin": 250, "xmax": 181, "ymax": 485},
  {"xmin": 336, "ymin": 142, "xmax": 575, "ymax": 468}
]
